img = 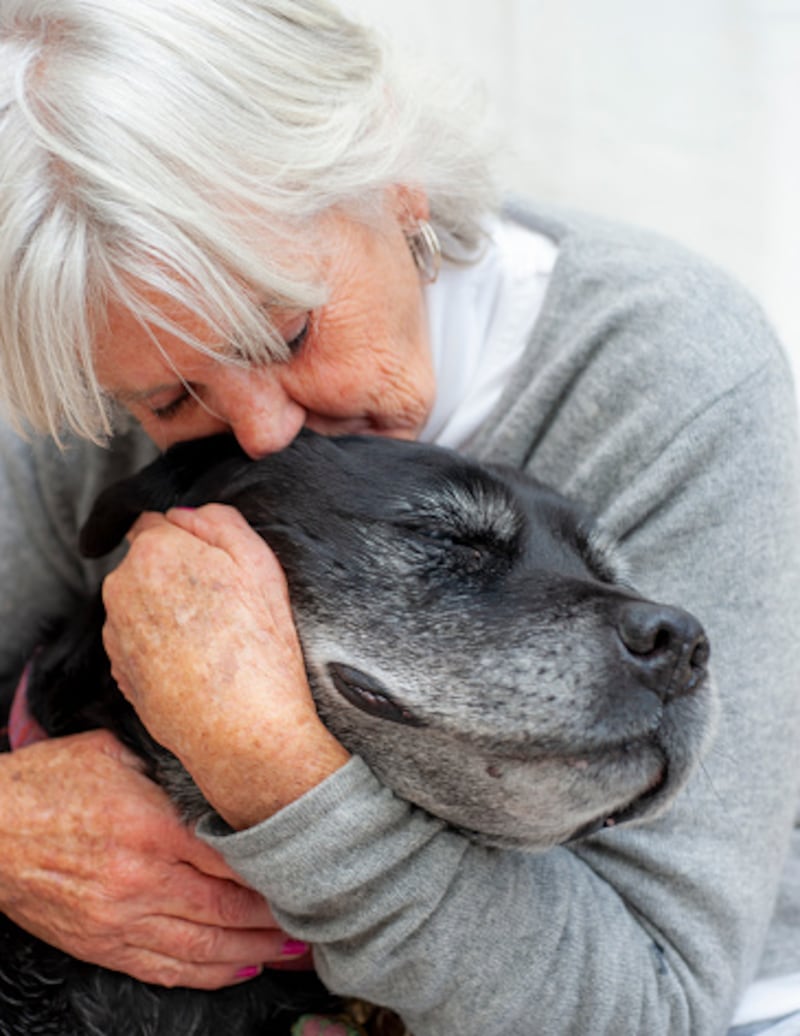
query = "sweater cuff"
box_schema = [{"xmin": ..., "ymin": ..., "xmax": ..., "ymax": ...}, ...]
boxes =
[{"xmin": 196, "ymin": 755, "xmax": 463, "ymax": 921}]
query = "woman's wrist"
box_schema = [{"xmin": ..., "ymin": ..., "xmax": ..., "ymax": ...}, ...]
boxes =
[{"xmin": 186, "ymin": 709, "xmax": 351, "ymax": 831}]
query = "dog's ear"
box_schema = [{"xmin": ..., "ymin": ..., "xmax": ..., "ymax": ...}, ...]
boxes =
[
  {"xmin": 79, "ymin": 466, "xmax": 183, "ymax": 557},
  {"xmin": 79, "ymin": 435, "xmax": 246, "ymax": 558}
]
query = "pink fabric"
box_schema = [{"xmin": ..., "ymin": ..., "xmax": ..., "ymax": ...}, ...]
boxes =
[{"xmin": 8, "ymin": 661, "xmax": 48, "ymax": 749}]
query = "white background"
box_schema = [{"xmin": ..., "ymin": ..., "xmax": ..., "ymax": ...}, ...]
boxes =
[{"xmin": 341, "ymin": 0, "xmax": 800, "ymax": 401}]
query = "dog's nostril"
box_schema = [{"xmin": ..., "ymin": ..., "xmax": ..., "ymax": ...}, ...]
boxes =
[
  {"xmin": 688, "ymin": 635, "xmax": 710, "ymax": 672},
  {"xmin": 617, "ymin": 601, "xmax": 709, "ymax": 699},
  {"xmin": 618, "ymin": 601, "xmax": 704, "ymax": 658}
]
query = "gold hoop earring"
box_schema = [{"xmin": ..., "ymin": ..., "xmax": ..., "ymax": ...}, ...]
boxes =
[{"xmin": 405, "ymin": 219, "xmax": 442, "ymax": 284}]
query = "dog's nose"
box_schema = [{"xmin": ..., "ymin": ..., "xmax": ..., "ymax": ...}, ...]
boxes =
[{"xmin": 616, "ymin": 600, "xmax": 709, "ymax": 700}]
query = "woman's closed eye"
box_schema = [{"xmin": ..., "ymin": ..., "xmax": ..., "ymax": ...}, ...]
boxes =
[
  {"xmin": 229, "ymin": 312, "xmax": 310, "ymax": 366},
  {"xmin": 284, "ymin": 317, "xmax": 309, "ymax": 356},
  {"xmin": 148, "ymin": 317, "xmax": 310, "ymax": 423},
  {"xmin": 150, "ymin": 390, "xmax": 194, "ymax": 421}
]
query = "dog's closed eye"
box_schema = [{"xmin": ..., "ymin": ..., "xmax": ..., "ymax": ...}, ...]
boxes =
[
  {"xmin": 403, "ymin": 526, "xmax": 499, "ymax": 573},
  {"xmin": 327, "ymin": 663, "xmax": 424, "ymax": 727}
]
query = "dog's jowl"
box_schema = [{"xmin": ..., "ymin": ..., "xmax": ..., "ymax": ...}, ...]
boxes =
[{"xmin": 0, "ymin": 430, "xmax": 716, "ymax": 1035}]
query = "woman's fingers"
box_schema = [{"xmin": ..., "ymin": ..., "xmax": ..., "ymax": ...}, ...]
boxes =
[
  {"xmin": 0, "ymin": 731, "xmax": 307, "ymax": 988},
  {"xmin": 164, "ymin": 503, "xmax": 277, "ymax": 562},
  {"xmin": 128, "ymin": 505, "xmax": 285, "ymax": 589},
  {"xmin": 112, "ymin": 915, "xmax": 311, "ymax": 989}
]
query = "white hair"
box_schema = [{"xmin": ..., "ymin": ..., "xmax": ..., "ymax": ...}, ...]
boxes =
[{"xmin": 0, "ymin": 0, "xmax": 497, "ymax": 443}]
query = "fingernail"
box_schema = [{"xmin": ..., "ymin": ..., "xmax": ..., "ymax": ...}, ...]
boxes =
[
  {"xmin": 294, "ymin": 1018, "xmax": 357, "ymax": 1036},
  {"xmin": 234, "ymin": 964, "xmax": 262, "ymax": 981},
  {"xmin": 281, "ymin": 939, "xmax": 310, "ymax": 957},
  {"xmin": 293, "ymin": 1017, "xmax": 359, "ymax": 1036}
]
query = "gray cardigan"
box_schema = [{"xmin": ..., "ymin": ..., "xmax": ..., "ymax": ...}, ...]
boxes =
[{"xmin": 1, "ymin": 205, "xmax": 799, "ymax": 1034}]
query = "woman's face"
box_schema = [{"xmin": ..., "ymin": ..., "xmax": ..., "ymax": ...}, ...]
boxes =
[{"xmin": 94, "ymin": 193, "xmax": 436, "ymax": 457}]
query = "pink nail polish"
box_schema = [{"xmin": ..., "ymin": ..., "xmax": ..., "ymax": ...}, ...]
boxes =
[
  {"xmin": 235, "ymin": 964, "xmax": 261, "ymax": 980},
  {"xmin": 281, "ymin": 939, "xmax": 310, "ymax": 957}
]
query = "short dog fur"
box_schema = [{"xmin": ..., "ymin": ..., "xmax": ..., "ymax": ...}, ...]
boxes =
[{"xmin": 0, "ymin": 430, "xmax": 716, "ymax": 1035}]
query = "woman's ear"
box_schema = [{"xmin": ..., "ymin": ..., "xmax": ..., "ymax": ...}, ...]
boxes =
[
  {"xmin": 389, "ymin": 184, "xmax": 430, "ymax": 227},
  {"xmin": 390, "ymin": 184, "xmax": 441, "ymax": 283}
]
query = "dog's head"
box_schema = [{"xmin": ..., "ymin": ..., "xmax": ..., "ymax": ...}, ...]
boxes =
[{"xmin": 81, "ymin": 430, "xmax": 716, "ymax": 850}]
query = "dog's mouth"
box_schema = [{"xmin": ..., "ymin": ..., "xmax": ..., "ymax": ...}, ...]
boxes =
[
  {"xmin": 487, "ymin": 734, "xmax": 671, "ymax": 841},
  {"xmin": 566, "ymin": 748, "xmax": 670, "ymax": 840}
]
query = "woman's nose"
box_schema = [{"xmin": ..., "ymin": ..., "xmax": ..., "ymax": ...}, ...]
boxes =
[{"xmin": 213, "ymin": 366, "xmax": 306, "ymax": 459}]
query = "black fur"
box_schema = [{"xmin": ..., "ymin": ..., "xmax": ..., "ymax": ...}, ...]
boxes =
[{"xmin": 0, "ymin": 430, "xmax": 715, "ymax": 1034}]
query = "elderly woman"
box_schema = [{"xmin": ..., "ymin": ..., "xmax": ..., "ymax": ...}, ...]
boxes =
[{"xmin": 1, "ymin": 1, "xmax": 799, "ymax": 1033}]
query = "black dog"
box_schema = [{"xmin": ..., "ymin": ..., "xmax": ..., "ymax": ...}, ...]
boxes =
[{"xmin": 0, "ymin": 430, "xmax": 716, "ymax": 1034}]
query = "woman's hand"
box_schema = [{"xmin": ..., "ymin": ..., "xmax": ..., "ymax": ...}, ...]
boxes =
[
  {"xmin": 101, "ymin": 504, "xmax": 350, "ymax": 830},
  {"xmin": 0, "ymin": 730, "xmax": 311, "ymax": 987}
]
